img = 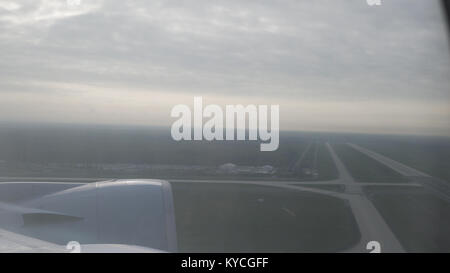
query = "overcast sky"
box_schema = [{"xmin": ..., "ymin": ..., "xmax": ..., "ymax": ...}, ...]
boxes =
[{"xmin": 0, "ymin": 0, "xmax": 449, "ymax": 135}]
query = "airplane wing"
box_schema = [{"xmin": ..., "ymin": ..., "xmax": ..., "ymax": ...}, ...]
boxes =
[
  {"xmin": 0, "ymin": 227, "xmax": 166, "ymax": 253},
  {"xmin": 0, "ymin": 180, "xmax": 177, "ymax": 253},
  {"xmin": 0, "ymin": 227, "xmax": 66, "ymax": 253}
]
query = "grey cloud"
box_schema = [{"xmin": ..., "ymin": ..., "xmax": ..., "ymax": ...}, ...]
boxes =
[{"xmin": 0, "ymin": 0, "xmax": 449, "ymax": 133}]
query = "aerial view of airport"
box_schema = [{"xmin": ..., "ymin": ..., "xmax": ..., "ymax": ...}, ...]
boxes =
[
  {"xmin": 0, "ymin": 124, "xmax": 449, "ymax": 252},
  {"xmin": 0, "ymin": 0, "xmax": 449, "ymax": 256}
]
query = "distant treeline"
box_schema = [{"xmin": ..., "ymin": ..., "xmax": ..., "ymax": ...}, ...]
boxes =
[
  {"xmin": 0, "ymin": 124, "xmax": 308, "ymax": 167},
  {"xmin": 1, "ymin": 123, "xmax": 449, "ymax": 182}
]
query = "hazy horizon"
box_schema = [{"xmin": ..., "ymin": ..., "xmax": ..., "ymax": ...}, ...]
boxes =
[{"xmin": 2, "ymin": 120, "xmax": 450, "ymax": 139}]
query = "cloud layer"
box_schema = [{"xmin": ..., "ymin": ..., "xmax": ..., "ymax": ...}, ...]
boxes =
[{"xmin": 0, "ymin": 0, "xmax": 449, "ymax": 135}]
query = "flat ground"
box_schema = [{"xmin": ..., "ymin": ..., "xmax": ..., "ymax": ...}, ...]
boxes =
[
  {"xmin": 364, "ymin": 186, "xmax": 450, "ymax": 252},
  {"xmin": 332, "ymin": 143, "xmax": 409, "ymax": 183},
  {"xmin": 171, "ymin": 182, "xmax": 360, "ymax": 252}
]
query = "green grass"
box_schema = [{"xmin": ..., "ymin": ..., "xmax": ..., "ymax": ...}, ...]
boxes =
[
  {"xmin": 332, "ymin": 144, "xmax": 409, "ymax": 183},
  {"xmin": 364, "ymin": 186, "xmax": 450, "ymax": 252},
  {"xmin": 171, "ymin": 182, "xmax": 360, "ymax": 252},
  {"xmin": 316, "ymin": 143, "xmax": 339, "ymax": 180},
  {"xmin": 355, "ymin": 139, "xmax": 450, "ymax": 183},
  {"xmin": 290, "ymin": 142, "xmax": 338, "ymax": 181}
]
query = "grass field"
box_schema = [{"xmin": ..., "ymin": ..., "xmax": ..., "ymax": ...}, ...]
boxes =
[
  {"xmin": 364, "ymin": 186, "xmax": 450, "ymax": 252},
  {"xmin": 315, "ymin": 143, "xmax": 339, "ymax": 180},
  {"xmin": 332, "ymin": 143, "xmax": 409, "ymax": 183},
  {"xmin": 171, "ymin": 182, "xmax": 360, "ymax": 252},
  {"xmin": 289, "ymin": 142, "xmax": 338, "ymax": 181},
  {"xmin": 352, "ymin": 136, "xmax": 450, "ymax": 183}
]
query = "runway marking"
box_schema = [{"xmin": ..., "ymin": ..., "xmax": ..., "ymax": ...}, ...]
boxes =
[{"xmin": 282, "ymin": 207, "xmax": 296, "ymax": 218}]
